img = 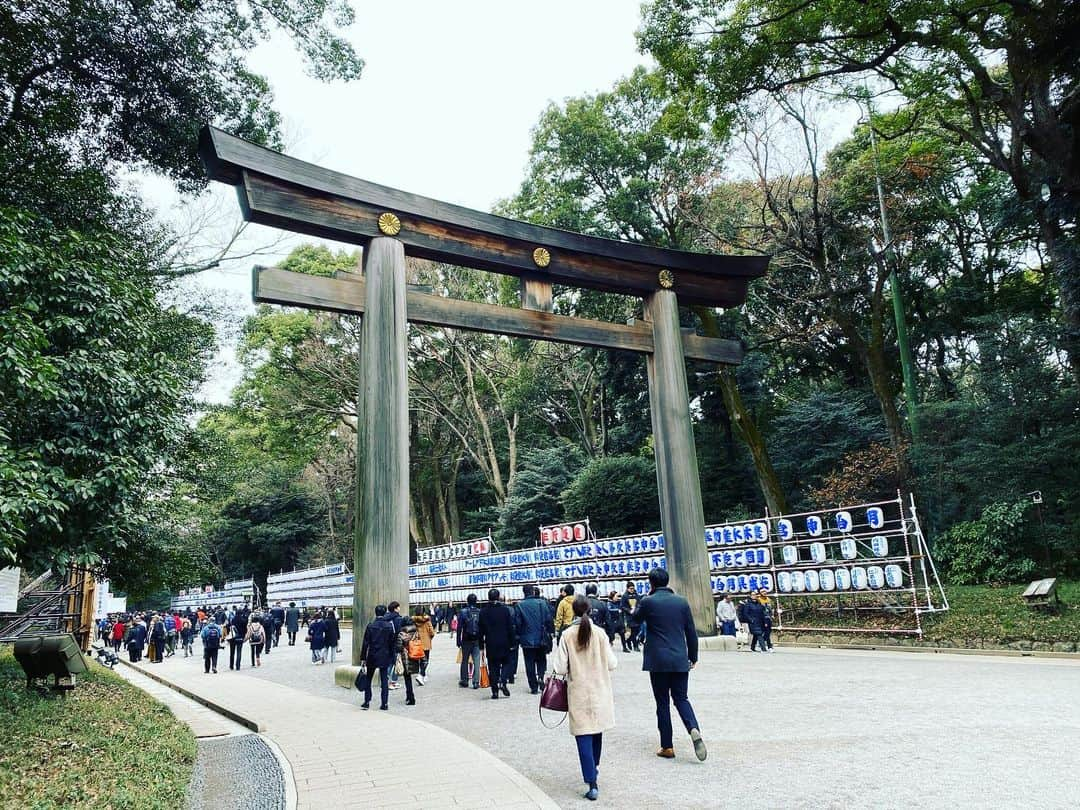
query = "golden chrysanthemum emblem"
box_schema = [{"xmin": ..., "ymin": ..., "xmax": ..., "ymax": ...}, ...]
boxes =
[
  {"xmin": 377, "ymin": 212, "xmax": 402, "ymax": 236},
  {"xmin": 532, "ymin": 247, "xmax": 551, "ymax": 268},
  {"xmin": 658, "ymin": 269, "xmax": 675, "ymax": 288}
]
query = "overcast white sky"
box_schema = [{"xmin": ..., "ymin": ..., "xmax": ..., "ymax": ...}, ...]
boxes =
[{"xmin": 147, "ymin": 2, "xmax": 649, "ymax": 403}]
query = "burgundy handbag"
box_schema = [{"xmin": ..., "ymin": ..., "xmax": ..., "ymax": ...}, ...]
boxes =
[{"xmin": 539, "ymin": 674, "xmax": 568, "ymax": 728}]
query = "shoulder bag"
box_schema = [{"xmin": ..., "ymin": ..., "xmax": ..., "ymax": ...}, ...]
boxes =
[{"xmin": 539, "ymin": 673, "xmax": 568, "ymax": 728}]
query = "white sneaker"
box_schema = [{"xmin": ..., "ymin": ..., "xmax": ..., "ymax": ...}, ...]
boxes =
[
  {"xmin": 416, "ymin": 675, "xmax": 426, "ymax": 685},
  {"xmin": 389, "ymin": 682, "xmax": 401, "ymax": 690}
]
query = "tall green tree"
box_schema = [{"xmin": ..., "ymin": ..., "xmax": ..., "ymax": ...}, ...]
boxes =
[
  {"xmin": 504, "ymin": 66, "xmax": 789, "ymax": 514},
  {"xmin": 0, "ymin": 207, "xmax": 213, "ymax": 579},
  {"xmin": 640, "ymin": 0, "xmax": 1080, "ymax": 383}
]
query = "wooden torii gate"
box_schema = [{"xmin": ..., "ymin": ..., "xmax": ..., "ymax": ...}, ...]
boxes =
[{"xmin": 199, "ymin": 127, "xmax": 768, "ymax": 656}]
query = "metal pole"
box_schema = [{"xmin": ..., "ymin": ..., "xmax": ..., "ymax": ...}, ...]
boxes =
[{"xmin": 865, "ymin": 95, "xmax": 921, "ymax": 443}]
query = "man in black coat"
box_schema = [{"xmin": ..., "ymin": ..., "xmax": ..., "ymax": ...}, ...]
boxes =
[
  {"xmin": 359, "ymin": 605, "xmax": 396, "ymax": 710},
  {"xmin": 632, "ymin": 567, "xmax": 707, "ymax": 762},
  {"xmin": 270, "ymin": 602, "xmax": 286, "ymax": 647},
  {"xmin": 479, "ymin": 588, "xmax": 516, "ymax": 699},
  {"xmin": 513, "ymin": 585, "xmax": 555, "ymax": 694},
  {"xmin": 743, "ymin": 597, "xmax": 767, "ymax": 653}
]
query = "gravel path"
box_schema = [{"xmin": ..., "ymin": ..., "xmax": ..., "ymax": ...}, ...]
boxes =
[{"xmin": 187, "ymin": 734, "xmax": 286, "ymax": 810}]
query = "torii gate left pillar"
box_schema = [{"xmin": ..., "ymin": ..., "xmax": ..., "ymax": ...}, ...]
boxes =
[{"xmin": 350, "ymin": 237, "xmax": 410, "ymax": 665}]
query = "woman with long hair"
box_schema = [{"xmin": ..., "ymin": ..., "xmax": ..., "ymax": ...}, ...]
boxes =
[{"xmin": 553, "ymin": 594, "xmax": 618, "ymax": 802}]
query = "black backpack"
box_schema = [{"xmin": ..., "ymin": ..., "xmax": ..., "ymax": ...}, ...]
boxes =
[{"xmin": 462, "ymin": 607, "xmax": 481, "ymax": 640}]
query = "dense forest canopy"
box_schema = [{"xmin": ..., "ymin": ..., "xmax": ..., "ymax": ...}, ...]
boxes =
[{"xmin": 1, "ymin": 1, "xmax": 1076, "ymax": 602}]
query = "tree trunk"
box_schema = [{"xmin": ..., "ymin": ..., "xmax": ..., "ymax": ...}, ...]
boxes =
[
  {"xmin": 716, "ymin": 368, "xmax": 789, "ymax": 517},
  {"xmin": 1041, "ymin": 221, "xmax": 1080, "ymax": 387},
  {"xmin": 694, "ymin": 306, "xmax": 789, "ymax": 516}
]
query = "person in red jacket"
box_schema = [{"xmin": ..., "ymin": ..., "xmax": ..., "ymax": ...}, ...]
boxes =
[{"xmin": 111, "ymin": 618, "xmax": 126, "ymax": 653}]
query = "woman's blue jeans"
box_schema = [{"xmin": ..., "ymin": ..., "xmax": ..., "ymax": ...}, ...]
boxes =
[{"xmin": 575, "ymin": 733, "xmax": 603, "ymax": 785}]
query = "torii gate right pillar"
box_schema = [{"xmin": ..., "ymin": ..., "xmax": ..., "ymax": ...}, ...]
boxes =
[{"xmin": 645, "ymin": 289, "xmax": 717, "ymax": 636}]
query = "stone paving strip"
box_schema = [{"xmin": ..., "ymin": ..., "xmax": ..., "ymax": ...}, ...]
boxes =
[{"xmin": 126, "ymin": 652, "xmax": 558, "ymax": 810}]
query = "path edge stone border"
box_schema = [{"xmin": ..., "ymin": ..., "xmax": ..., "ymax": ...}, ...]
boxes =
[
  {"xmin": 118, "ymin": 659, "xmax": 264, "ymax": 731},
  {"xmin": 779, "ymin": 641, "xmax": 1080, "ymax": 660},
  {"xmin": 259, "ymin": 734, "xmax": 298, "ymax": 810}
]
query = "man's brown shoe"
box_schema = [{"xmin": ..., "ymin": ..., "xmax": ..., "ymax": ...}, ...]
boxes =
[{"xmin": 656, "ymin": 748, "xmax": 675, "ymax": 758}]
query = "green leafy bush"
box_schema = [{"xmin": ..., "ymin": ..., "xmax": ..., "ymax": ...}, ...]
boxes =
[
  {"xmin": 935, "ymin": 500, "xmax": 1038, "ymax": 585},
  {"xmin": 561, "ymin": 455, "xmax": 661, "ymax": 537}
]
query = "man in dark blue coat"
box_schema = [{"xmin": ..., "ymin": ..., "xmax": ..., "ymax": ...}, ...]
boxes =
[
  {"xmin": 513, "ymin": 585, "xmax": 554, "ymax": 694},
  {"xmin": 632, "ymin": 567, "xmax": 707, "ymax": 762},
  {"xmin": 359, "ymin": 605, "xmax": 397, "ymax": 710},
  {"xmin": 479, "ymin": 588, "xmax": 516, "ymax": 699}
]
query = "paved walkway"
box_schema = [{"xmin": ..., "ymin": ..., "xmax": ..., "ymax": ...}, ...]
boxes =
[
  {"xmin": 219, "ymin": 629, "xmax": 1080, "ymax": 809},
  {"xmin": 125, "ymin": 645, "xmax": 556, "ymax": 810}
]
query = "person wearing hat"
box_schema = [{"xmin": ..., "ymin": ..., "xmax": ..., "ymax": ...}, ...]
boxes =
[{"xmin": 359, "ymin": 604, "xmax": 397, "ymax": 710}]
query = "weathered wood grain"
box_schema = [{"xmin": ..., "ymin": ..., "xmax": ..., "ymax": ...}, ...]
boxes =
[
  {"xmin": 254, "ymin": 267, "xmax": 744, "ymax": 364},
  {"xmin": 645, "ymin": 290, "xmax": 718, "ymax": 636},
  {"xmin": 520, "ymin": 277, "xmax": 553, "ymax": 313},
  {"xmin": 351, "ymin": 238, "xmax": 411, "ymax": 665}
]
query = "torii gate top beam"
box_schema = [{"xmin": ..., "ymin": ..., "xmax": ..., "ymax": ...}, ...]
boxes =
[{"xmin": 199, "ymin": 126, "xmax": 767, "ymax": 309}]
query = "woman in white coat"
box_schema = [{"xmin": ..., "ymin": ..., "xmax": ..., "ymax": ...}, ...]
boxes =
[{"xmin": 553, "ymin": 594, "xmax": 618, "ymax": 801}]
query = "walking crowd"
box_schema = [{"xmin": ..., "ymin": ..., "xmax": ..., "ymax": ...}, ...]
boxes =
[
  {"xmin": 354, "ymin": 569, "xmax": 765, "ymax": 801},
  {"xmin": 100, "ymin": 574, "xmax": 776, "ymax": 803},
  {"xmin": 95, "ymin": 601, "xmax": 346, "ymax": 674}
]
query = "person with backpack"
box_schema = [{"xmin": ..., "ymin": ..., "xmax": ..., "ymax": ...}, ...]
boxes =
[
  {"xmin": 479, "ymin": 588, "xmax": 516, "ymax": 700},
  {"xmin": 514, "ymin": 585, "xmax": 555, "ymax": 695},
  {"xmin": 396, "ymin": 615, "xmax": 421, "ymax": 706},
  {"xmin": 456, "ymin": 593, "xmax": 483, "ymax": 689},
  {"xmin": 149, "ymin": 616, "xmax": 166, "ymax": 663},
  {"xmin": 259, "ymin": 613, "xmax": 276, "ymax": 656},
  {"xmin": 246, "ymin": 611, "xmax": 266, "ymax": 667},
  {"xmin": 200, "ymin": 618, "xmax": 222, "ymax": 674},
  {"xmin": 359, "ymin": 605, "xmax": 397, "ymax": 710},
  {"xmin": 163, "ymin": 613, "xmax": 177, "ymax": 657}
]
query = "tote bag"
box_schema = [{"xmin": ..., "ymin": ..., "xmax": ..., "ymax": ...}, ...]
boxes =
[{"xmin": 479, "ymin": 653, "xmax": 490, "ymax": 689}]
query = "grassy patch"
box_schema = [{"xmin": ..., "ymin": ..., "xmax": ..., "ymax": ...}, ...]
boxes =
[
  {"xmin": 0, "ymin": 646, "xmax": 196, "ymax": 810},
  {"xmin": 778, "ymin": 581, "xmax": 1080, "ymax": 646},
  {"xmin": 920, "ymin": 580, "xmax": 1080, "ymax": 645}
]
